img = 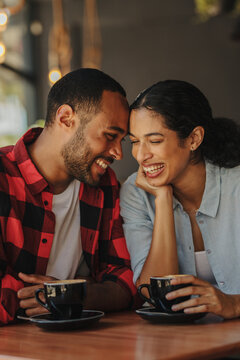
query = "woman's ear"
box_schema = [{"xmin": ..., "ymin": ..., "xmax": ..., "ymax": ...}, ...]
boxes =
[
  {"xmin": 189, "ymin": 126, "xmax": 205, "ymax": 151},
  {"xmin": 55, "ymin": 104, "xmax": 75, "ymax": 129}
]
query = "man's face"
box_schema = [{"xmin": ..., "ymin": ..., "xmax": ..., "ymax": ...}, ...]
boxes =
[{"xmin": 61, "ymin": 90, "xmax": 129, "ymax": 186}]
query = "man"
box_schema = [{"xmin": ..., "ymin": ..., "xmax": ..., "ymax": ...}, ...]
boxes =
[{"xmin": 0, "ymin": 68, "xmax": 136, "ymax": 325}]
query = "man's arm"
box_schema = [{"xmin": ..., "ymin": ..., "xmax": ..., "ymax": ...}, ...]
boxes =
[
  {"xmin": 0, "ymin": 230, "xmax": 25, "ymax": 325},
  {"xmin": 84, "ymin": 280, "xmax": 131, "ymax": 311}
]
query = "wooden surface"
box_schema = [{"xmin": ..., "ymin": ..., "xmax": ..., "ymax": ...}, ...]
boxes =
[{"xmin": 1, "ymin": 311, "xmax": 240, "ymax": 360}]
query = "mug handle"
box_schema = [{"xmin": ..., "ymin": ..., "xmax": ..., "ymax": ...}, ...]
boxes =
[
  {"xmin": 137, "ymin": 283, "xmax": 156, "ymax": 307},
  {"xmin": 35, "ymin": 288, "xmax": 51, "ymax": 312}
]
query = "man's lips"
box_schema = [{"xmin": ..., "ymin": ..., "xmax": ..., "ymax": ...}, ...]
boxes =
[
  {"xmin": 96, "ymin": 159, "xmax": 108, "ymax": 169},
  {"xmin": 95, "ymin": 157, "xmax": 113, "ymax": 171}
]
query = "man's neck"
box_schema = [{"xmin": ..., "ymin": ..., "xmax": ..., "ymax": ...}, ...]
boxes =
[{"xmin": 27, "ymin": 128, "xmax": 72, "ymax": 194}]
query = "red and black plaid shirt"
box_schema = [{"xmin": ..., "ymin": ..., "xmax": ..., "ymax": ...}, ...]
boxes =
[{"xmin": 0, "ymin": 128, "xmax": 136, "ymax": 325}]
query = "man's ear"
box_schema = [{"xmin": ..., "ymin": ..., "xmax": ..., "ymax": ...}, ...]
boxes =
[
  {"xmin": 189, "ymin": 126, "xmax": 205, "ymax": 151},
  {"xmin": 55, "ymin": 104, "xmax": 75, "ymax": 129}
]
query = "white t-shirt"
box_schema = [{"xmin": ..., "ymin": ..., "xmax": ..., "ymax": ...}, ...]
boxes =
[{"xmin": 46, "ymin": 179, "xmax": 83, "ymax": 279}]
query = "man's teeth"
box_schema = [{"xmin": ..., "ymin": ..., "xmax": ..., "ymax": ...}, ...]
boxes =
[
  {"xmin": 143, "ymin": 164, "xmax": 164, "ymax": 174},
  {"xmin": 96, "ymin": 159, "xmax": 108, "ymax": 169}
]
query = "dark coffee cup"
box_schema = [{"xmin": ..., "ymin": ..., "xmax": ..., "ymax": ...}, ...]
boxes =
[
  {"xmin": 35, "ymin": 279, "xmax": 87, "ymax": 319},
  {"xmin": 138, "ymin": 275, "xmax": 190, "ymax": 313}
]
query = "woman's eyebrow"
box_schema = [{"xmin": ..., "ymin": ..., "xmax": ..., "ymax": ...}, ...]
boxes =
[{"xmin": 128, "ymin": 132, "xmax": 164, "ymax": 137}]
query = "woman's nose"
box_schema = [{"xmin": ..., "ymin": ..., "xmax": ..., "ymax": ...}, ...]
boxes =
[{"xmin": 135, "ymin": 143, "xmax": 152, "ymax": 164}]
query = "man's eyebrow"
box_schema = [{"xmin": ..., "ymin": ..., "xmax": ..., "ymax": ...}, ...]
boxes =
[
  {"xmin": 108, "ymin": 126, "xmax": 125, "ymax": 134},
  {"xmin": 128, "ymin": 132, "xmax": 164, "ymax": 137}
]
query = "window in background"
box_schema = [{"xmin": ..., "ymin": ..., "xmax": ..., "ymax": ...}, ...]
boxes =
[{"xmin": 0, "ymin": 1, "xmax": 36, "ymax": 147}]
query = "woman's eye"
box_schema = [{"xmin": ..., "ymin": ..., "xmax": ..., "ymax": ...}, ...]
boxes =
[
  {"xmin": 130, "ymin": 140, "xmax": 139, "ymax": 145},
  {"xmin": 150, "ymin": 140, "xmax": 162, "ymax": 144}
]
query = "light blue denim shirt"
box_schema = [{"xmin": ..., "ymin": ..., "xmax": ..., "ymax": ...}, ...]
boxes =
[{"xmin": 120, "ymin": 161, "xmax": 240, "ymax": 294}]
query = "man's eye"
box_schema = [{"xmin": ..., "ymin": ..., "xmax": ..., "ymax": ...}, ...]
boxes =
[{"xmin": 105, "ymin": 133, "xmax": 116, "ymax": 141}]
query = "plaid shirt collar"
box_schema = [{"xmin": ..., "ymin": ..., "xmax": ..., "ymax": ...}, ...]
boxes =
[{"xmin": 13, "ymin": 127, "xmax": 50, "ymax": 195}]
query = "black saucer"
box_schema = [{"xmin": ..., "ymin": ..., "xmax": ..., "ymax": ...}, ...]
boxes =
[
  {"xmin": 19, "ymin": 310, "xmax": 104, "ymax": 331},
  {"xmin": 136, "ymin": 307, "xmax": 207, "ymax": 324}
]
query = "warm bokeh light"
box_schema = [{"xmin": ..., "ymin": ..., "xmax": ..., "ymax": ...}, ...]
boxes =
[
  {"xmin": 0, "ymin": 10, "xmax": 8, "ymax": 28},
  {"xmin": 48, "ymin": 69, "xmax": 62, "ymax": 84},
  {"xmin": 30, "ymin": 20, "xmax": 43, "ymax": 36},
  {"xmin": 0, "ymin": 42, "xmax": 6, "ymax": 57}
]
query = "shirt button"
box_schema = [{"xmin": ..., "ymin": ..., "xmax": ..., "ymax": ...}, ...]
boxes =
[
  {"xmin": 219, "ymin": 281, "xmax": 225, "ymax": 286},
  {"xmin": 42, "ymin": 238, "xmax": 47, "ymax": 244},
  {"xmin": 207, "ymin": 249, "xmax": 211, "ymax": 254},
  {"xmin": 199, "ymin": 220, "xmax": 204, "ymax": 224},
  {"xmin": 44, "ymin": 200, "xmax": 48, "ymax": 206}
]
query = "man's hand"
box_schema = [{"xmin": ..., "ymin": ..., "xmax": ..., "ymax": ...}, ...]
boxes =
[
  {"xmin": 17, "ymin": 272, "xmax": 56, "ymax": 317},
  {"xmin": 166, "ymin": 275, "xmax": 240, "ymax": 319}
]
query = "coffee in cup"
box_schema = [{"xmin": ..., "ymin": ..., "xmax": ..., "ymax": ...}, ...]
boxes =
[
  {"xmin": 35, "ymin": 279, "xmax": 87, "ymax": 319},
  {"xmin": 138, "ymin": 275, "xmax": 191, "ymax": 313}
]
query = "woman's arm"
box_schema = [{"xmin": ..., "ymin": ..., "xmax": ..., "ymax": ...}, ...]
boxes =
[{"xmin": 135, "ymin": 169, "xmax": 178, "ymax": 287}]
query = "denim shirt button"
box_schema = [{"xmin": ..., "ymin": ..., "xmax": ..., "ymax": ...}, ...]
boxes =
[
  {"xmin": 219, "ymin": 281, "xmax": 225, "ymax": 286},
  {"xmin": 207, "ymin": 249, "xmax": 211, "ymax": 254},
  {"xmin": 199, "ymin": 220, "xmax": 204, "ymax": 224}
]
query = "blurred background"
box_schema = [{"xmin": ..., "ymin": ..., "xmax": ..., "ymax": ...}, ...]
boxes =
[{"xmin": 0, "ymin": 0, "xmax": 240, "ymax": 182}]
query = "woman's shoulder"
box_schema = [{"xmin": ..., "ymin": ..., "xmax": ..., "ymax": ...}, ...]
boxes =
[
  {"xmin": 120, "ymin": 172, "xmax": 139, "ymax": 197},
  {"xmin": 219, "ymin": 164, "xmax": 240, "ymax": 192},
  {"xmin": 120, "ymin": 172, "xmax": 149, "ymax": 204}
]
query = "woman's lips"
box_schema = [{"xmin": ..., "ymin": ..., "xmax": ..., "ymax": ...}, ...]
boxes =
[{"xmin": 143, "ymin": 164, "xmax": 165, "ymax": 178}]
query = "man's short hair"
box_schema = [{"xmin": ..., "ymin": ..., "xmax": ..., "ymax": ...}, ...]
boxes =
[{"xmin": 46, "ymin": 68, "xmax": 126, "ymax": 126}]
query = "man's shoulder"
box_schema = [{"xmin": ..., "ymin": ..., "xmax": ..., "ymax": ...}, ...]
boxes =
[
  {"xmin": 0, "ymin": 144, "xmax": 15, "ymax": 157},
  {"xmin": 0, "ymin": 144, "xmax": 16, "ymax": 172}
]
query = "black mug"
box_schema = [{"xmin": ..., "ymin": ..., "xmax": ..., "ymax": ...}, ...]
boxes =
[
  {"xmin": 138, "ymin": 275, "xmax": 190, "ymax": 313},
  {"xmin": 35, "ymin": 279, "xmax": 87, "ymax": 319}
]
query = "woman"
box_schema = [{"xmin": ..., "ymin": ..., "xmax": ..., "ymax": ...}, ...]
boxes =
[{"xmin": 120, "ymin": 80, "xmax": 240, "ymax": 319}]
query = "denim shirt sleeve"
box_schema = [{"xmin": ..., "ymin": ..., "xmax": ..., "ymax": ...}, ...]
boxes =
[{"xmin": 120, "ymin": 173, "xmax": 154, "ymax": 284}]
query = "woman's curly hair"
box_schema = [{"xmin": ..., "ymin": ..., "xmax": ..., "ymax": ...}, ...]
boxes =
[{"xmin": 131, "ymin": 80, "xmax": 240, "ymax": 168}]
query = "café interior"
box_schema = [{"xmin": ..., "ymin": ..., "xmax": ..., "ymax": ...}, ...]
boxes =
[{"xmin": 0, "ymin": 0, "xmax": 240, "ymax": 359}]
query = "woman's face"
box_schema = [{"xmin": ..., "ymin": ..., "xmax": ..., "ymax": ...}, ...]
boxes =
[{"xmin": 129, "ymin": 108, "xmax": 193, "ymax": 187}]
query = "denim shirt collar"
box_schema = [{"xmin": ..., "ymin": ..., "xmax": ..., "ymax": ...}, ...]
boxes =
[{"xmin": 173, "ymin": 161, "xmax": 220, "ymax": 218}]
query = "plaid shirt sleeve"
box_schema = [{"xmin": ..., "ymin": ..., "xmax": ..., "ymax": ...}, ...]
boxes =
[
  {"xmin": 0, "ymin": 129, "xmax": 54, "ymax": 325},
  {"xmin": 0, "ymin": 233, "xmax": 24, "ymax": 324}
]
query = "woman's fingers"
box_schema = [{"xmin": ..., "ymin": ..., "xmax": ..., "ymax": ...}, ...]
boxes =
[
  {"xmin": 170, "ymin": 275, "xmax": 208, "ymax": 287},
  {"xmin": 166, "ymin": 284, "xmax": 213, "ymax": 300}
]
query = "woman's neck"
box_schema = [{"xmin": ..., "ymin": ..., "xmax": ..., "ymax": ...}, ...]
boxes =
[{"xmin": 173, "ymin": 160, "xmax": 206, "ymax": 212}]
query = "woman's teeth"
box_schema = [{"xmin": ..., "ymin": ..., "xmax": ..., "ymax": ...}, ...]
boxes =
[
  {"xmin": 96, "ymin": 159, "xmax": 108, "ymax": 169},
  {"xmin": 143, "ymin": 164, "xmax": 164, "ymax": 174}
]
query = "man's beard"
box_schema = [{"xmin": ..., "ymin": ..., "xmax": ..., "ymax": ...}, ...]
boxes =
[{"xmin": 61, "ymin": 127, "xmax": 112, "ymax": 186}]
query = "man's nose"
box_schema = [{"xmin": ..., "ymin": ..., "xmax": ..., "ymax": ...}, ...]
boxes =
[{"xmin": 109, "ymin": 142, "xmax": 123, "ymax": 160}]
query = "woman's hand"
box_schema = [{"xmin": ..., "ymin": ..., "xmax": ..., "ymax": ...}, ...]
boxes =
[
  {"xmin": 135, "ymin": 166, "xmax": 172, "ymax": 199},
  {"xmin": 166, "ymin": 275, "xmax": 240, "ymax": 319}
]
